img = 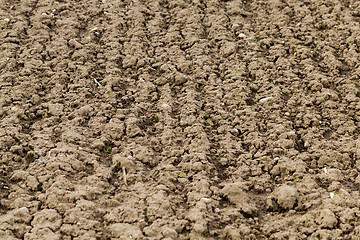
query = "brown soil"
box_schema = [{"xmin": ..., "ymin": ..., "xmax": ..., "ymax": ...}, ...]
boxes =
[{"xmin": 2, "ymin": 0, "xmax": 360, "ymax": 239}]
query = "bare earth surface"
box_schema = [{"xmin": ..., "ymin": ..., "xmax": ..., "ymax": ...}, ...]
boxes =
[{"xmin": 2, "ymin": 0, "xmax": 360, "ymax": 239}]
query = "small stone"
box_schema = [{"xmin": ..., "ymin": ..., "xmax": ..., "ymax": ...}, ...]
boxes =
[
  {"xmin": 68, "ymin": 39, "xmax": 82, "ymax": 49},
  {"xmin": 232, "ymin": 23, "xmax": 240, "ymax": 29},
  {"xmin": 230, "ymin": 128, "xmax": 239, "ymax": 135},
  {"xmin": 17, "ymin": 207, "xmax": 29, "ymax": 215},
  {"xmin": 238, "ymin": 33, "xmax": 246, "ymax": 38}
]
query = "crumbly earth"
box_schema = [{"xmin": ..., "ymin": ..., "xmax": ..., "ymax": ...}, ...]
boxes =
[{"xmin": 1, "ymin": 0, "xmax": 360, "ymax": 239}]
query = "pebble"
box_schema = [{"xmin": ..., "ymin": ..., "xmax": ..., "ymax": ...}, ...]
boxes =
[
  {"xmin": 15, "ymin": 207, "xmax": 30, "ymax": 216},
  {"xmin": 68, "ymin": 39, "xmax": 82, "ymax": 49},
  {"xmin": 238, "ymin": 33, "xmax": 246, "ymax": 38},
  {"xmin": 230, "ymin": 128, "xmax": 239, "ymax": 135},
  {"xmin": 232, "ymin": 23, "xmax": 240, "ymax": 29}
]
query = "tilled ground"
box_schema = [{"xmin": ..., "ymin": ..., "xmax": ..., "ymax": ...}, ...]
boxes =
[{"xmin": 2, "ymin": 0, "xmax": 360, "ymax": 239}]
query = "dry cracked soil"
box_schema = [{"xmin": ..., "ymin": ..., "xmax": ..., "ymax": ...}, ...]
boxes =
[{"xmin": 2, "ymin": 0, "xmax": 360, "ymax": 239}]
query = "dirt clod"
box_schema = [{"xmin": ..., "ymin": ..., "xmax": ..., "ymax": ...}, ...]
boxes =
[{"xmin": 274, "ymin": 185, "xmax": 298, "ymax": 210}]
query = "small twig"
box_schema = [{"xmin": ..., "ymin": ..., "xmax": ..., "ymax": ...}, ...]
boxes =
[
  {"xmin": 93, "ymin": 78, "xmax": 102, "ymax": 87},
  {"xmin": 122, "ymin": 167, "xmax": 128, "ymax": 186}
]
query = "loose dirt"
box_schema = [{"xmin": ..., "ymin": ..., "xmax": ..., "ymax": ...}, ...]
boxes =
[{"xmin": 2, "ymin": 0, "xmax": 360, "ymax": 239}]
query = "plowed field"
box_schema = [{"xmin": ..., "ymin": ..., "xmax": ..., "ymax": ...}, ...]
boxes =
[{"xmin": 2, "ymin": 0, "xmax": 360, "ymax": 239}]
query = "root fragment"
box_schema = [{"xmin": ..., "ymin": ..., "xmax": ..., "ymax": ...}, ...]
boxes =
[{"xmin": 123, "ymin": 166, "xmax": 128, "ymax": 186}]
